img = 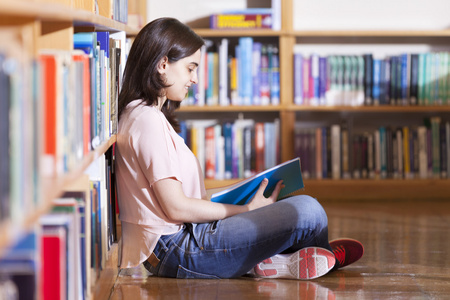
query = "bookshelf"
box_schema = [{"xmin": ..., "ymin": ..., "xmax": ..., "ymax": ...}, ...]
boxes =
[
  {"xmin": 172, "ymin": 0, "xmax": 450, "ymax": 201},
  {"xmin": 0, "ymin": 0, "xmax": 143, "ymax": 298}
]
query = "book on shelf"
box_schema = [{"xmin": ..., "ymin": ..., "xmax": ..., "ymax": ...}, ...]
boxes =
[
  {"xmin": 211, "ymin": 157, "xmax": 304, "ymax": 206},
  {"xmin": 293, "ymin": 50, "xmax": 450, "ymax": 107},
  {"xmin": 210, "ymin": 8, "xmax": 273, "ymax": 30},
  {"xmin": 0, "ymin": 231, "xmax": 39, "ymax": 300},
  {"xmin": 180, "ymin": 118, "xmax": 279, "ymax": 180},
  {"xmin": 293, "ymin": 119, "xmax": 450, "ymax": 180},
  {"xmin": 183, "ymin": 38, "xmax": 280, "ymax": 107},
  {"xmin": 0, "ymin": 53, "xmax": 10, "ymax": 223}
]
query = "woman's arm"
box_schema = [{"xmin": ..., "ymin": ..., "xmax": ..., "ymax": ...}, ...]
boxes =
[{"xmin": 153, "ymin": 177, "xmax": 283, "ymax": 223}]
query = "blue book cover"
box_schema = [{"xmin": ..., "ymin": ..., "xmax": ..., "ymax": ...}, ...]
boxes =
[
  {"xmin": 96, "ymin": 32, "xmax": 110, "ymax": 58},
  {"xmin": 211, "ymin": 157, "xmax": 304, "ymax": 205},
  {"xmin": 74, "ymin": 32, "xmax": 96, "ymax": 55}
]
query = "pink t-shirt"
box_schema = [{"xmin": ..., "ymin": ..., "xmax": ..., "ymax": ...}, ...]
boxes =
[{"xmin": 115, "ymin": 100, "xmax": 207, "ymax": 268}]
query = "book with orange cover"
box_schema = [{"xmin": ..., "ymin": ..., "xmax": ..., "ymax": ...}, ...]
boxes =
[{"xmin": 39, "ymin": 54, "xmax": 58, "ymax": 176}]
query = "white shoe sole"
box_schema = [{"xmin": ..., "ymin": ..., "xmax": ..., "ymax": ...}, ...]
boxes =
[{"xmin": 254, "ymin": 247, "xmax": 336, "ymax": 280}]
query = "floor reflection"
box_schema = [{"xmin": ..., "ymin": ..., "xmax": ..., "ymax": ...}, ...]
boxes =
[{"xmin": 110, "ymin": 200, "xmax": 450, "ymax": 299}]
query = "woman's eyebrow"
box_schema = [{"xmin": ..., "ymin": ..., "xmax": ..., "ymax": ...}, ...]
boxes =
[{"xmin": 189, "ymin": 62, "xmax": 199, "ymax": 67}]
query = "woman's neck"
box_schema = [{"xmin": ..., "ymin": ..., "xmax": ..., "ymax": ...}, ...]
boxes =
[{"xmin": 157, "ymin": 96, "xmax": 167, "ymax": 111}]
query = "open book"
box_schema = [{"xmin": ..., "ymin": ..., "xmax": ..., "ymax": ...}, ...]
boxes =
[{"xmin": 210, "ymin": 157, "xmax": 304, "ymax": 205}]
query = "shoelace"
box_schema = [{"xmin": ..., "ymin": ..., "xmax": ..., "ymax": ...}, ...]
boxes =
[{"xmin": 333, "ymin": 245, "xmax": 346, "ymax": 267}]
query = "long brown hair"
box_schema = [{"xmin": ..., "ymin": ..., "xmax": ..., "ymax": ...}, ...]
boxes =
[{"xmin": 118, "ymin": 17, "xmax": 204, "ymax": 132}]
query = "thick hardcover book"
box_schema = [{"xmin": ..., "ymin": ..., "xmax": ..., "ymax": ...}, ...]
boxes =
[{"xmin": 211, "ymin": 157, "xmax": 304, "ymax": 205}]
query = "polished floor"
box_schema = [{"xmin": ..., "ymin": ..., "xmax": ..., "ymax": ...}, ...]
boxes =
[{"xmin": 109, "ymin": 200, "xmax": 450, "ymax": 299}]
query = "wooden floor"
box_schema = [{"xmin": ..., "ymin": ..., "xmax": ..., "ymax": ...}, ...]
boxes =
[{"xmin": 107, "ymin": 199, "xmax": 450, "ymax": 299}]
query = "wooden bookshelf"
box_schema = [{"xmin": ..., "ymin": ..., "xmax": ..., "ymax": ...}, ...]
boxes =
[
  {"xmin": 205, "ymin": 178, "xmax": 450, "ymax": 201},
  {"xmin": 0, "ymin": 1, "xmax": 140, "ymax": 35},
  {"xmin": 179, "ymin": 0, "xmax": 450, "ymax": 201},
  {"xmin": 290, "ymin": 30, "xmax": 450, "ymax": 37},
  {"xmin": 0, "ymin": 1, "xmax": 143, "ymax": 298}
]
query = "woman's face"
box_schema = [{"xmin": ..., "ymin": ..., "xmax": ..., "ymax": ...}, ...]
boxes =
[{"xmin": 163, "ymin": 49, "xmax": 201, "ymax": 101}]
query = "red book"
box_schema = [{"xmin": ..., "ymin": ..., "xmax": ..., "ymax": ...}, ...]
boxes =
[{"xmin": 41, "ymin": 227, "xmax": 67, "ymax": 300}]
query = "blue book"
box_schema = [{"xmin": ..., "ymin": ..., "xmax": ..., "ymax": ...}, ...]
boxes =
[
  {"xmin": 239, "ymin": 37, "xmax": 253, "ymax": 105},
  {"xmin": 319, "ymin": 56, "xmax": 327, "ymax": 105},
  {"xmin": 372, "ymin": 59, "xmax": 381, "ymax": 105},
  {"xmin": 223, "ymin": 122, "xmax": 233, "ymax": 179},
  {"xmin": 400, "ymin": 53, "xmax": 410, "ymax": 105},
  {"xmin": 211, "ymin": 157, "xmax": 304, "ymax": 205},
  {"xmin": 96, "ymin": 32, "xmax": 110, "ymax": 58}
]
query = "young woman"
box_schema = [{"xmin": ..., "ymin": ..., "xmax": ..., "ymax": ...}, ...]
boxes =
[{"xmin": 115, "ymin": 17, "xmax": 363, "ymax": 279}]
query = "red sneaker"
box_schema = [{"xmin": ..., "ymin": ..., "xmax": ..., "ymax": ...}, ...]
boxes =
[
  {"xmin": 329, "ymin": 238, "xmax": 364, "ymax": 269},
  {"xmin": 254, "ymin": 247, "xmax": 336, "ymax": 280}
]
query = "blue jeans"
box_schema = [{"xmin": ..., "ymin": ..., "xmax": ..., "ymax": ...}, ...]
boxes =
[{"xmin": 143, "ymin": 195, "xmax": 332, "ymax": 279}]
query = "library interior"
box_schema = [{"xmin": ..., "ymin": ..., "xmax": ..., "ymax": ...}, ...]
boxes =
[{"xmin": 1, "ymin": 0, "xmax": 449, "ymax": 299}]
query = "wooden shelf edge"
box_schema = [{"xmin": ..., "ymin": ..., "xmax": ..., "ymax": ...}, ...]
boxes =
[
  {"xmin": 0, "ymin": 2, "xmax": 140, "ymax": 35},
  {"xmin": 286, "ymin": 104, "xmax": 450, "ymax": 113},
  {"xmin": 300, "ymin": 179, "xmax": 450, "ymax": 201},
  {"xmin": 178, "ymin": 104, "xmax": 450, "ymax": 113},
  {"xmin": 290, "ymin": 29, "xmax": 450, "ymax": 37},
  {"xmin": 178, "ymin": 105, "xmax": 283, "ymax": 112},
  {"xmin": 0, "ymin": 135, "xmax": 116, "ymax": 255},
  {"xmin": 190, "ymin": 28, "xmax": 450, "ymax": 38},
  {"xmin": 205, "ymin": 178, "xmax": 450, "ymax": 201},
  {"xmin": 193, "ymin": 28, "xmax": 287, "ymax": 37}
]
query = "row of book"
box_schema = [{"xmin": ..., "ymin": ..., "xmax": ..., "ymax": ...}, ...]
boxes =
[
  {"xmin": 0, "ymin": 50, "xmax": 40, "ymax": 225},
  {"xmin": 182, "ymin": 37, "xmax": 280, "ymax": 107},
  {"xmin": 0, "ymin": 151, "xmax": 118, "ymax": 300},
  {"xmin": 294, "ymin": 117, "xmax": 450, "ymax": 180},
  {"xmin": 179, "ymin": 119, "xmax": 280, "ymax": 180},
  {"xmin": 0, "ymin": 31, "xmax": 128, "ymax": 224},
  {"xmin": 294, "ymin": 52, "xmax": 450, "ymax": 107}
]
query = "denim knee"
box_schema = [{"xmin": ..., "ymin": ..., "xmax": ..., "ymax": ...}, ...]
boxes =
[{"xmin": 282, "ymin": 195, "xmax": 328, "ymax": 229}]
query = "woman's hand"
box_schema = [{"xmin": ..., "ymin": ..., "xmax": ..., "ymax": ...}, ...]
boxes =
[{"xmin": 247, "ymin": 179, "xmax": 283, "ymax": 211}]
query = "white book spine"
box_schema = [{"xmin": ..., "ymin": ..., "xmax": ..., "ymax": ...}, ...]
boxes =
[{"xmin": 418, "ymin": 126, "xmax": 428, "ymax": 179}]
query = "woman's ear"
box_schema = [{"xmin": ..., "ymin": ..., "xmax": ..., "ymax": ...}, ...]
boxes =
[{"xmin": 157, "ymin": 56, "xmax": 169, "ymax": 75}]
